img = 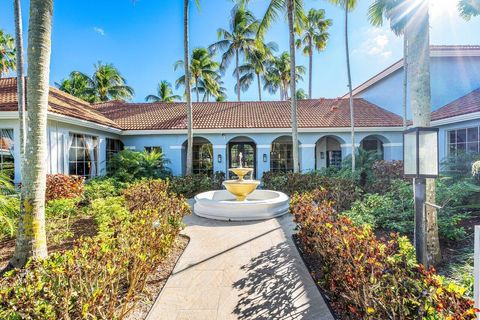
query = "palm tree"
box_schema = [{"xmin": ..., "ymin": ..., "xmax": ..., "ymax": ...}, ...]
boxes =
[
  {"xmin": 0, "ymin": 29, "xmax": 16, "ymax": 78},
  {"xmin": 295, "ymin": 8, "xmax": 332, "ymax": 99},
  {"xmin": 264, "ymin": 52, "xmax": 305, "ymax": 100},
  {"xmin": 14, "ymin": 0, "xmax": 26, "ymax": 163},
  {"xmin": 196, "ymin": 75, "xmax": 227, "ymax": 102},
  {"xmin": 55, "ymin": 71, "xmax": 94, "ymax": 102},
  {"xmin": 328, "ymin": 0, "xmax": 357, "ymax": 173},
  {"xmin": 209, "ymin": 5, "xmax": 259, "ymax": 101},
  {"xmin": 236, "ymin": 42, "xmax": 277, "ymax": 101},
  {"xmin": 145, "ymin": 81, "xmax": 181, "ymax": 102},
  {"xmin": 10, "ymin": 0, "xmax": 53, "ymax": 268},
  {"xmin": 458, "ymin": 0, "xmax": 480, "ymax": 19},
  {"xmin": 175, "ymin": 48, "xmax": 220, "ymax": 103},
  {"xmin": 239, "ymin": 0, "xmax": 305, "ymax": 173},
  {"xmin": 296, "ymin": 88, "xmax": 307, "ymax": 100}
]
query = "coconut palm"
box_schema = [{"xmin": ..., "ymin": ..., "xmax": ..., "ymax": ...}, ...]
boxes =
[
  {"xmin": 145, "ymin": 81, "xmax": 181, "ymax": 102},
  {"xmin": 14, "ymin": 0, "xmax": 26, "ymax": 163},
  {"xmin": 0, "ymin": 30, "xmax": 16, "ymax": 78},
  {"xmin": 235, "ymin": 42, "xmax": 277, "ymax": 101},
  {"xmin": 196, "ymin": 75, "xmax": 228, "ymax": 102},
  {"xmin": 458, "ymin": 0, "xmax": 480, "ymax": 20},
  {"xmin": 55, "ymin": 72, "xmax": 94, "ymax": 102},
  {"xmin": 327, "ymin": 0, "xmax": 357, "ymax": 172},
  {"xmin": 10, "ymin": 0, "xmax": 53, "ymax": 269},
  {"xmin": 295, "ymin": 8, "xmax": 332, "ymax": 99},
  {"xmin": 296, "ymin": 88, "xmax": 307, "ymax": 100},
  {"xmin": 175, "ymin": 48, "xmax": 221, "ymax": 103},
  {"xmin": 264, "ymin": 52, "xmax": 305, "ymax": 101},
  {"xmin": 209, "ymin": 5, "xmax": 259, "ymax": 101}
]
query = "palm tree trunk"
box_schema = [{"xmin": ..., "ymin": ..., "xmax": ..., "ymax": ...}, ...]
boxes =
[
  {"xmin": 184, "ymin": 0, "xmax": 193, "ymax": 176},
  {"xmin": 344, "ymin": 3, "xmax": 356, "ymax": 172},
  {"xmin": 236, "ymin": 48, "xmax": 241, "ymax": 101},
  {"xmin": 14, "ymin": 0, "xmax": 26, "ymax": 158},
  {"xmin": 257, "ymin": 73, "xmax": 262, "ymax": 101},
  {"xmin": 10, "ymin": 0, "xmax": 52, "ymax": 268},
  {"xmin": 407, "ymin": 8, "xmax": 441, "ymax": 266},
  {"xmin": 287, "ymin": 0, "xmax": 299, "ymax": 173},
  {"xmin": 403, "ymin": 34, "xmax": 408, "ymax": 130},
  {"xmin": 309, "ymin": 41, "xmax": 313, "ymax": 99},
  {"xmin": 195, "ymin": 77, "xmax": 200, "ymax": 102}
]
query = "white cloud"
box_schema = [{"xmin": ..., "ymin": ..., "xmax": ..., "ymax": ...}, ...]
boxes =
[
  {"xmin": 353, "ymin": 28, "xmax": 393, "ymax": 59},
  {"xmin": 93, "ymin": 27, "xmax": 105, "ymax": 36}
]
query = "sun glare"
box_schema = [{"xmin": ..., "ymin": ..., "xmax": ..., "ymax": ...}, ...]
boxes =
[{"xmin": 430, "ymin": 0, "xmax": 459, "ymax": 18}]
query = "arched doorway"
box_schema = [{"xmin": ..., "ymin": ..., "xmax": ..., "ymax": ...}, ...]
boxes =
[
  {"xmin": 228, "ymin": 136, "xmax": 256, "ymax": 178},
  {"xmin": 270, "ymin": 135, "xmax": 300, "ymax": 173},
  {"xmin": 183, "ymin": 137, "xmax": 213, "ymax": 175},
  {"xmin": 315, "ymin": 136, "xmax": 344, "ymax": 170},
  {"xmin": 360, "ymin": 135, "xmax": 387, "ymax": 160}
]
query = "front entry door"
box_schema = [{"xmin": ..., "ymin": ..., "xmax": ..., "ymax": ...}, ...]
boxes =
[{"xmin": 229, "ymin": 142, "xmax": 256, "ymax": 179}]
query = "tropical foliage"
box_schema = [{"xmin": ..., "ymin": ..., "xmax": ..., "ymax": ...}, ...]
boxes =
[
  {"xmin": 263, "ymin": 52, "xmax": 305, "ymax": 100},
  {"xmin": 0, "ymin": 30, "xmax": 16, "ymax": 78},
  {"xmin": 458, "ymin": 0, "xmax": 480, "ymax": 20},
  {"xmin": 145, "ymin": 81, "xmax": 181, "ymax": 102}
]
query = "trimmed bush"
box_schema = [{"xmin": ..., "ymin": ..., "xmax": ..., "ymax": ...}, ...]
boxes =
[
  {"xmin": 368, "ymin": 160, "xmax": 405, "ymax": 194},
  {"xmin": 169, "ymin": 172, "xmax": 225, "ymax": 199},
  {"xmin": 83, "ymin": 177, "xmax": 129, "ymax": 203},
  {"xmin": 45, "ymin": 174, "xmax": 84, "ymax": 202},
  {"xmin": 291, "ymin": 189, "xmax": 475, "ymax": 319},
  {"xmin": 0, "ymin": 179, "xmax": 190, "ymax": 319}
]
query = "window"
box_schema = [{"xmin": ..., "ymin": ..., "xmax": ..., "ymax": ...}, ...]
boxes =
[
  {"xmin": 68, "ymin": 133, "xmax": 98, "ymax": 178},
  {"xmin": 193, "ymin": 143, "xmax": 213, "ymax": 175},
  {"xmin": 448, "ymin": 127, "xmax": 479, "ymax": 156},
  {"xmin": 145, "ymin": 146, "xmax": 162, "ymax": 153},
  {"xmin": 327, "ymin": 151, "xmax": 342, "ymax": 168},
  {"xmin": 271, "ymin": 137, "xmax": 294, "ymax": 173},
  {"xmin": 0, "ymin": 129, "xmax": 14, "ymax": 179},
  {"xmin": 106, "ymin": 138, "xmax": 124, "ymax": 162}
]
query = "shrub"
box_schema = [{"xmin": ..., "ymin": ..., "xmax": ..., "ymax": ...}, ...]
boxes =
[
  {"xmin": 0, "ymin": 180, "xmax": 190, "ymax": 319},
  {"xmin": 169, "ymin": 173, "xmax": 224, "ymax": 198},
  {"xmin": 106, "ymin": 149, "xmax": 171, "ymax": 182},
  {"xmin": 441, "ymin": 152, "xmax": 480, "ymax": 179},
  {"xmin": 88, "ymin": 196, "xmax": 129, "ymax": 238},
  {"xmin": 45, "ymin": 197, "xmax": 82, "ymax": 245},
  {"xmin": 291, "ymin": 190, "xmax": 475, "ymax": 319},
  {"xmin": 45, "ymin": 174, "xmax": 84, "ymax": 202},
  {"xmin": 368, "ymin": 160, "xmax": 405, "ymax": 194},
  {"xmin": 0, "ymin": 172, "xmax": 18, "ymax": 240},
  {"xmin": 83, "ymin": 177, "xmax": 129, "ymax": 203}
]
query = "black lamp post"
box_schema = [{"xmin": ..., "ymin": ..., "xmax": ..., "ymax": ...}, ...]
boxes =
[{"xmin": 403, "ymin": 127, "xmax": 439, "ymax": 265}]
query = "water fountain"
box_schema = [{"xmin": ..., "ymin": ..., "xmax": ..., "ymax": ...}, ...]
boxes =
[{"xmin": 194, "ymin": 153, "xmax": 289, "ymax": 221}]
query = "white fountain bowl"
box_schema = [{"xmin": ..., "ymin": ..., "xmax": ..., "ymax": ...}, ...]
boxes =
[{"xmin": 193, "ymin": 190, "xmax": 290, "ymax": 221}]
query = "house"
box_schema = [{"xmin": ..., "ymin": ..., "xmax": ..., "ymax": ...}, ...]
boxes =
[{"xmin": 0, "ymin": 77, "xmax": 403, "ymax": 182}]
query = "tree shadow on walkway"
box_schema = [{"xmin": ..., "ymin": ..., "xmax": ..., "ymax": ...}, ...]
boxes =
[{"xmin": 233, "ymin": 242, "xmax": 320, "ymax": 320}]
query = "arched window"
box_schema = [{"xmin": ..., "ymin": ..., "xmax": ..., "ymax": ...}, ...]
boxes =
[
  {"xmin": 315, "ymin": 136, "xmax": 344, "ymax": 169},
  {"xmin": 360, "ymin": 135, "xmax": 386, "ymax": 160},
  {"xmin": 184, "ymin": 137, "xmax": 213, "ymax": 175},
  {"xmin": 271, "ymin": 136, "xmax": 296, "ymax": 173},
  {"xmin": 228, "ymin": 136, "xmax": 256, "ymax": 178}
]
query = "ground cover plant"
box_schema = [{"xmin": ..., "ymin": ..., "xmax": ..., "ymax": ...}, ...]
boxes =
[
  {"xmin": 0, "ymin": 179, "xmax": 190, "ymax": 319},
  {"xmin": 291, "ymin": 188, "xmax": 476, "ymax": 319}
]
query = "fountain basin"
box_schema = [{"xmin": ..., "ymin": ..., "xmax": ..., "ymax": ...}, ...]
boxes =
[
  {"xmin": 222, "ymin": 179, "xmax": 260, "ymax": 201},
  {"xmin": 194, "ymin": 190, "xmax": 289, "ymax": 221}
]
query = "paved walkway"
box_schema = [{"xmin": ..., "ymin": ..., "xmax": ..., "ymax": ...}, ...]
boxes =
[{"xmin": 147, "ymin": 208, "xmax": 334, "ymax": 320}]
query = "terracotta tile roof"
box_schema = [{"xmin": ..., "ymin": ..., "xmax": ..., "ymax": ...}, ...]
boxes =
[
  {"xmin": 0, "ymin": 77, "xmax": 120, "ymax": 129},
  {"xmin": 92, "ymin": 98, "xmax": 403, "ymax": 130},
  {"xmin": 432, "ymin": 88, "xmax": 480, "ymax": 121}
]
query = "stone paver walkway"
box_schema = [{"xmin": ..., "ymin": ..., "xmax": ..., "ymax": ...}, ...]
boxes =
[{"xmin": 147, "ymin": 208, "xmax": 334, "ymax": 320}]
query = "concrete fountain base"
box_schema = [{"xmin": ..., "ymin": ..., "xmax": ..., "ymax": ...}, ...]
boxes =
[{"xmin": 193, "ymin": 190, "xmax": 290, "ymax": 221}]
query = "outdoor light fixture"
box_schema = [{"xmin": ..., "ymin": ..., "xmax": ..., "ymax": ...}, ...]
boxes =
[
  {"xmin": 403, "ymin": 127, "xmax": 439, "ymax": 179},
  {"xmin": 263, "ymin": 154, "xmax": 267, "ymax": 163},
  {"xmin": 403, "ymin": 126, "xmax": 439, "ymax": 266},
  {"xmin": 217, "ymin": 154, "xmax": 222, "ymax": 163},
  {"xmin": 320, "ymin": 152, "xmax": 325, "ymax": 160}
]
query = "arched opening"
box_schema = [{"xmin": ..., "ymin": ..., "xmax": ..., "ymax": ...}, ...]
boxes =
[
  {"xmin": 360, "ymin": 135, "xmax": 387, "ymax": 160},
  {"xmin": 270, "ymin": 135, "xmax": 300, "ymax": 173},
  {"xmin": 183, "ymin": 137, "xmax": 213, "ymax": 175},
  {"xmin": 228, "ymin": 136, "xmax": 257, "ymax": 178},
  {"xmin": 315, "ymin": 135, "xmax": 344, "ymax": 170}
]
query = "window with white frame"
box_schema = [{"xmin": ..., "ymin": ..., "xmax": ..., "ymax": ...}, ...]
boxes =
[
  {"xmin": 68, "ymin": 133, "xmax": 98, "ymax": 178},
  {"xmin": 0, "ymin": 129, "xmax": 14, "ymax": 179},
  {"xmin": 448, "ymin": 127, "xmax": 480, "ymax": 156}
]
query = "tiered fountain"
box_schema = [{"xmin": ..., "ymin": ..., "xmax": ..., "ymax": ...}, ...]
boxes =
[{"xmin": 194, "ymin": 153, "xmax": 289, "ymax": 221}]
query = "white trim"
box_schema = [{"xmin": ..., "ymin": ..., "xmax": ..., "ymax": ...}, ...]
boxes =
[
  {"xmin": 431, "ymin": 111, "xmax": 480, "ymax": 127},
  {"xmin": 384, "ymin": 142, "xmax": 403, "ymax": 147},
  {"xmin": 213, "ymin": 145, "xmax": 227, "ymax": 149},
  {"xmin": 124, "ymin": 146, "xmax": 136, "ymax": 150},
  {"xmin": 340, "ymin": 143, "xmax": 361, "ymax": 148},
  {"xmin": 257, "ymin": 144, "xmax": 271, "ymax": 149},
  {"xmin": 299, "ymin": 144, "xmax": 316, "ymax": 148},
  {"xmin": 47, "ymin": 112, "xmax": 122, "ymax": 134},
  {"xmin": 169, "ymin": 145, "xmax": 185, "ymax": 150},
  {"xmin": 121, "ymin": 126, "xmax": 404, "ymax": 135},
  {"xmin": 0, "ymin": 111, "xmax": 19, "ymax": 119}
]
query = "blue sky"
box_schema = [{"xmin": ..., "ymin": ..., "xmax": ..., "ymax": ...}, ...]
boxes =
[{"xmin": 1, "ymin": 0, "xmax": 479, "ymax": 102}]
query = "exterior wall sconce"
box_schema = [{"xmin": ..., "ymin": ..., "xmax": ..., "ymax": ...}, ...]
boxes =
[
  {"xmin": 403, "ymin": 126, "xmax": 439, "ymax": 266},
  {"xmin": 217, "ymin": 154, "xmax": 222, "ymax": 163},
  {"xmin": 320, "ymin": 152, "xmax": 325, "ymax": 160},
  {"xmin": 263, "ymin": 154, "xmax": 267, "ymax": 162}
]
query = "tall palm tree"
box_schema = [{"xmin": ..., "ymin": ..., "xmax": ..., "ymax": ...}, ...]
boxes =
[
  {"xmin": 328, "ymin": 0, "xmax": 357, "ymax": 172},
  {"xmin": 295, "ymin": 8, "xmax": 332, "ymax": 99},
  {"xmin": 14, "ymin": 0, "xmax": 26, "ymax": 161},
  {"xmin": 458, "ymin": 0, "xmax": 480, "ymax": 19},
  {"xmin": 0, "ymin": 29, "xmax": 16, "ymax": 78},
  {"xmin": 264, "ymin": 52, "xmax": 305, "ymax": 100},
  {"xmin": 236, "ymin": 42, "xmax": 277, "ymax": 101},
  {"xmin": 175, "ymin": 48, "xmax": 220, "ymax": 103},
  {"xmin": 55, "ymin": 71, "xmax": 94, "ymax": 102},
  {"xmin": 10, "ymin": 0, "xmax": 53, "ymax": 269},
  {"xmin": 145, "ymin": 81, "xmax": 181, "ymax": 102},
  {"xmin": 197, "ymin": 75, "xmax": 228, "ymax": 102},
  {"xmin": 183, "ymin": 0, "xmax": 200, "ymax": 176},
  {"xmin": 209, "ymin": 5, "xmax": 259, "ymax": 101}
]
